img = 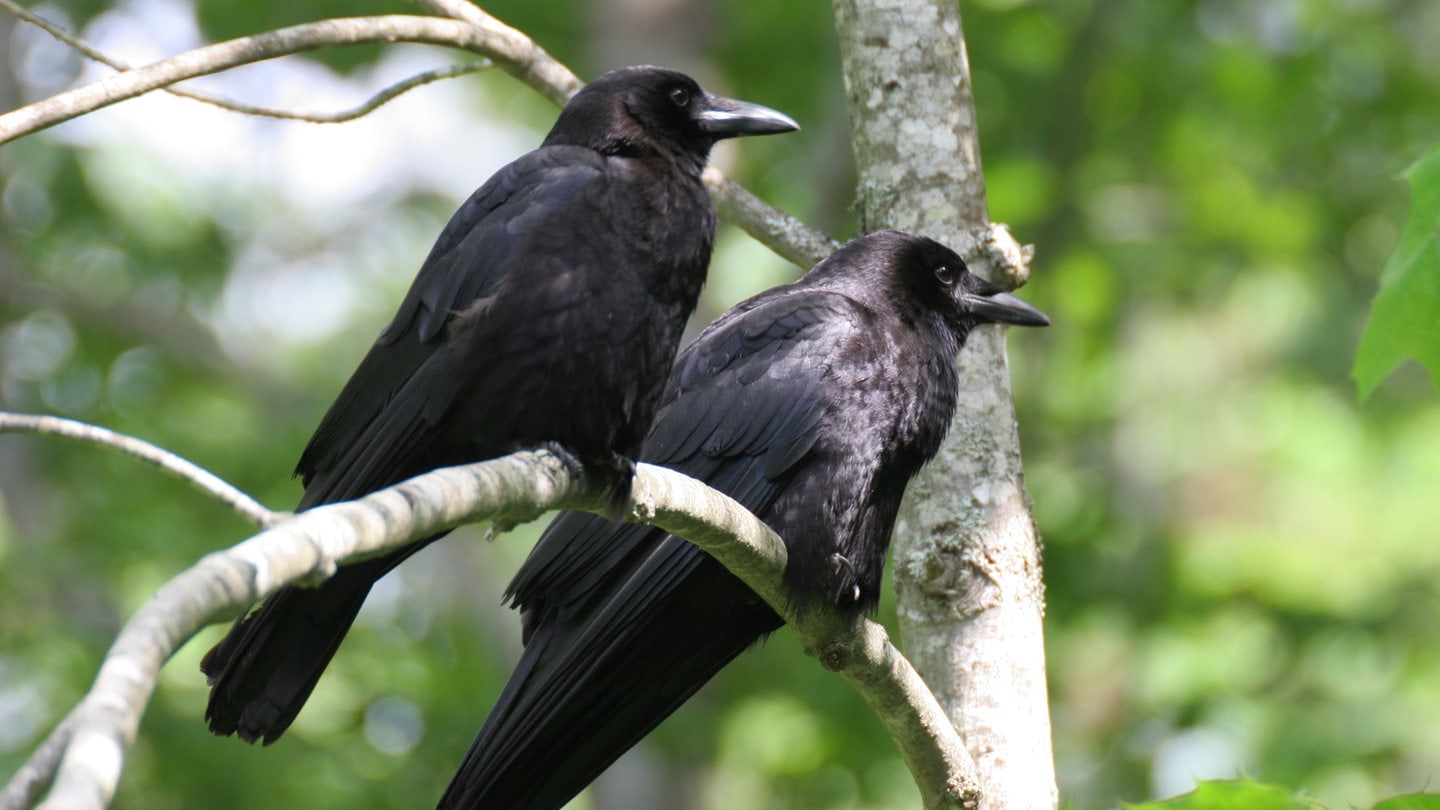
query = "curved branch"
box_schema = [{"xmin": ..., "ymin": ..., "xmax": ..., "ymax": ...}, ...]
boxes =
[
  {"xmin": 205, "ymin": 63, "xmax": 495, "ymax": 123},
  {"xmin": 0, "ymin": 3, "xmax": 836, "ymax": 266},
  {"xmin": 1, "ymin": 446, "xmax": 976, "ymax": 810},
  {"xmin": 0, "ymin": 412, "xmax": 276, "ymax": 527},
  {"xmin": 0, "ymin": 15, "xmax": 502, "ymax": 144},
  {"xmin": 0, "ymin": 0, "xmax": 494, "ymax": 123}
]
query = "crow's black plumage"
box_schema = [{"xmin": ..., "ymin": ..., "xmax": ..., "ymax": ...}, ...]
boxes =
[
  {"xmin": 200, "ymin": 66, "xmax": 797, "ymax": 745},
  {"xmin": 439, "ymin": 230, "xmax": 1049, "ymax": 809}
]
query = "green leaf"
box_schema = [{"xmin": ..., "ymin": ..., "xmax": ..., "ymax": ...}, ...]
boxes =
[
  {"xmin": 1125, "ymin": 779, "xmax": 1320, "ymax": 810},
  {"xmin": 1354, "ymin": 143, "xmax": 1440, "ymax": 399},
  {"xmin": 1372, "ymin": 794, "xmax": 1440, "ymax": 810}
]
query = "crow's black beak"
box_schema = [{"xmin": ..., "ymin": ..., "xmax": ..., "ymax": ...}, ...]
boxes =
[
  {"xmin": 696, "ymin": 95, "xmax": 800, "ymax": 138},
  {"xmin": 965, "ymin": 290, "xmax": 1051, "ymax": 327}
]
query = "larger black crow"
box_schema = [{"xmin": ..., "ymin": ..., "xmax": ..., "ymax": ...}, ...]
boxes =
[
  {"xmin": 201, "ymin": 66, "xmax": 797, "ymax": 745},
  {"xmin": 440, "ymin": 230, "xmax": 1049, "ymax": 809}
]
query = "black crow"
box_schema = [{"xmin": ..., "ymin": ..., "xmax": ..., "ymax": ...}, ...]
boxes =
[
  {"xmin": 201, "ymin": 66, "xmax": 797, "ymax": 745},
  {"xmin": 439, "ymin": 230, "xmax": 1049, "ymax": 808}
]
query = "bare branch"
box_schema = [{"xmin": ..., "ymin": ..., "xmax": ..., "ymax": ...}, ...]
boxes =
[
  {"xmin": 201, "ymin": 63, "xmax": 495, "ymax": 123},
  {"xmin": 0, "ymin": 0, "xmax": 117, "ymax": 69},
  {"xmin": 0, "ymin": 2, "xmax": 834, "ymax": 265},
  {"xmin": 0, "ymin": 0, "xmax": 494, "ymax": 124},
  {"xmin": 704, "ymin": 168, "xmax": 841, "ymax": 268},
  {"xmin": 0, "ymin": 15, "xmax": 507, "ymax": 144},
  {"xmin": 0, "ymin": 412, "xmax": 277, "ymax": 527},
  {"xmin": 1, "ymin": 444, "xmax": 975, "ymax": 809}
]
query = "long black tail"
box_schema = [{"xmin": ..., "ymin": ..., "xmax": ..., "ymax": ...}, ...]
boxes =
[
  {"xmin": 201, "ymin": 542, "xmax": 429, "ymax": 744},
  {"xmin": 438, "ymin": 539, "xmax": 781, "ymax": 809}
]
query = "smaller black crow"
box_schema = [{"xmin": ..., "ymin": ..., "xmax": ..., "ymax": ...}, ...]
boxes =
[{"xmin": 440, "ymin": 229, "xmax": 1049, "ymax": 809}]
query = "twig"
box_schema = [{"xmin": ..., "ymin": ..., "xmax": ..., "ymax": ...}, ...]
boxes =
[
  {"xmin": 199, "ymin": 63, "xmax": 495, "ymax": 123},
  {"xmin": 0, "ymin": 0, "xmax": 495, "ymax": 124},
  {"xmin": 0, "ymin": 412, "xmax": 277, "ymax": 528}
]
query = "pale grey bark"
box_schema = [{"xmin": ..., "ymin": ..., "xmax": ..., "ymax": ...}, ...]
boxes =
[
  {"xmin": 832, "ymin": 1, "xmax": 1057, "ymax": 808},
  {"xmin": 0, "ymin": 427, "xmax": 973, "ymax": 809}
]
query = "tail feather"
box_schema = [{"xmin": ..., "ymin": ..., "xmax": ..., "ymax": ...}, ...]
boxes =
[
  {"xmin": 202, "ymin": 542, "xmax": 430, "ymax": 744},
  {"xmin": 438, "ymin": 542, "xmax": 780, "ymax": 809}
]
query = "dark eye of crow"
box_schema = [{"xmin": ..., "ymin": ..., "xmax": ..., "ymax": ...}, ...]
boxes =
[
  {"xmin": 934, "ymin": 265, "xmax": 956, "ymax": 285},
  {"xmin": 668, "ymin": 87, "xmax": 691, "ymax": 107}
]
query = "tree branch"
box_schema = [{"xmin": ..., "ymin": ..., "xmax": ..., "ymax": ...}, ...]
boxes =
[
  {"xmin": 403, "ymin": 0, "xmax": 579, "ymax": 105},
  {"xmin": 0, "ymin": 434, "xmax": 975, "ymax": 810},
  {"xmin": 0, "ymin": 412, "xmax": 276, "ymax": 527},
  {"xmin": 0, "ymin": 15, "xmax": 504, "ymax": 143},
  {"xmin": 0, "ymin": 0, "xmax": 495, "ymax": 123},
  {"xmin": 703, "ymin": 167, "xmax": 841, "ymax": 267},
  {"xmin": 0, "ymin": 2, "xmax": 835, "ymax": 266}
]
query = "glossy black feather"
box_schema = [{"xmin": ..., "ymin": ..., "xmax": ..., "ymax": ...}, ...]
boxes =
[
  {"xmin": 439, "ymin": 230, "xmax": 1049, "ymax": 809},
  {"xmin": 200, "ymin": 66, "xmax": 796, "ymax": 745}
]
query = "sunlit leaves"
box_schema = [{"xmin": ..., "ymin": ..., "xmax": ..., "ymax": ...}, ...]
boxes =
[
  {"xmin": 1129, "ymin": 781, "xmax": 1440, "ymax": 810},
  {"xmin": 1126, "ymin": 779, "xmax": 1319, "ymax": 810}
]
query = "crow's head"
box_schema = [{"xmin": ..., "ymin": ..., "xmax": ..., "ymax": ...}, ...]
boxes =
[
  {"xmin": 815, "ymin": 230, "xmax": 1050, "ymax": 340},
  {"xmin": 544, "ymin": 66, "xmax": 798, "ymax": 166},
  {"xmin": 895, "ymin": 233, "xmax": 1051, "ymax": 333}
]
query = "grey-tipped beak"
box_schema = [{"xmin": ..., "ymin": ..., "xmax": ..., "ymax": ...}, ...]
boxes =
[
  {"xmin": 966, "ymin": 290, "xmax": 1051, "ymax": 327},
  {"xmin": 696, "ymin": 96, "xmax": 800, "ymax": 138}
]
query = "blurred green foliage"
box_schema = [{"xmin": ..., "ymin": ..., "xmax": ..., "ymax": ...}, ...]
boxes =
[
  {"xmin": 1125, "ymin": 779, "xmax": 1440, "ymax": 810},
  {"xmin": 2, "ymin": 0, "xmax": 1439, "ymax": 809},
  {"xmin": 1124, "ymin": 779, "xmax": 1320, "ymax": 810}
]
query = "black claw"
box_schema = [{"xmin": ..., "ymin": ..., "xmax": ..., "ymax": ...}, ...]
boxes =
[
  {"xmin": 599, "ymin": 452, "xmax": 636, "ymax": 521},
  {"xmin": 542, "ymin": 443, "xmax": 634, "ymax": 520},
  {"xmin": 539, "ymin": 441, "xmax": 587, "ymax": 480},
  {"xmin": 830, "ymin": 553, "xmax": 862, "ymax": 605}
]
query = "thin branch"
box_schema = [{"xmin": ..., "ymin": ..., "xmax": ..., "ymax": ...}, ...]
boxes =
[
  {"xmin": 0, "ymin": 412, "xmax": 276, "ymax": 528},
  {"xmin": 0, "ymin": 0, "xmax": 495, "ymax": 124},
  {"xmin": 0, "ymin": 2, "xmax": 836, "ymax": 266},
  {"xmin": 203, "ymin": 63, "xmax": 495, "ymax": 123},
  {"xmin": 1, "ymin": 446, "xmax": 976, "ymax": 810},
  {"xmin": 0, "ymin": 15, "xmax": 507, "ymax": 144},
  {"xmin": 704, "ymin": 167, "xmax": 841, "ymax": 267},
  {"xmin": 0, "ymin": 0, "xmax": 118, "ymax": 69}
]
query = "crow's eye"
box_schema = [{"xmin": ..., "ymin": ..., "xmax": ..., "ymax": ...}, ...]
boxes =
[
  {"xmin": 669, "ymin": 87, "xmax": 691, "ymax": 107},
  {"xmin": 934, "ymin": 265, "xmax": 957, "ymax": 285}
]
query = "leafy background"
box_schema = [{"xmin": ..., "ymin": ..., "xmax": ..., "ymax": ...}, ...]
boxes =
[{"xmin": 2, "ymin": 0, "xmax": 1438, "ymax": 808}]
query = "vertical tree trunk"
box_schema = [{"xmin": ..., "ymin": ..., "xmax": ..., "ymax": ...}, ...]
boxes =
[{"xmin": 830, "ymin": 1, "xmax": 1057, "ymax": 808}]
